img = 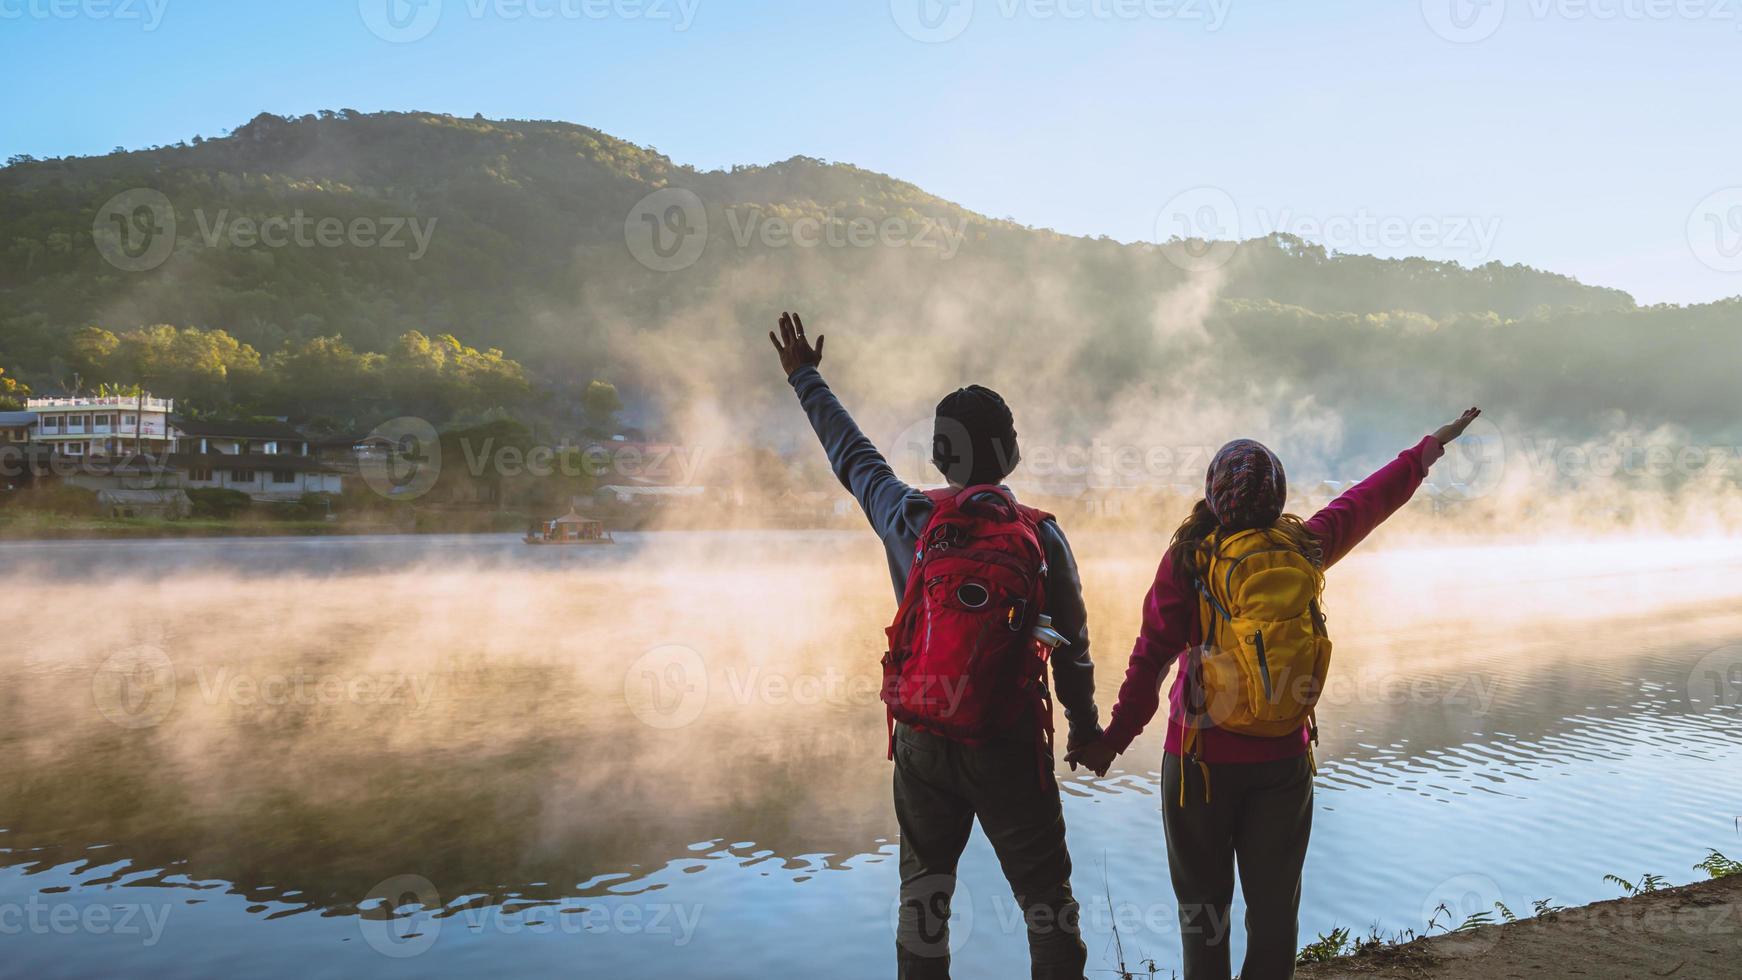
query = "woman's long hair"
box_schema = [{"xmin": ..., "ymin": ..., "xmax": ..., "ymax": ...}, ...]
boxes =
[{"xmin": 1167, "ymin": 499, "xmax": 1323, "ymax": 590}]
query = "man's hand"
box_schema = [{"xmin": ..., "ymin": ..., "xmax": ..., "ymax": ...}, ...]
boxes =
[
  {"xmin": 1063, "ymin": 738, "xmax": 1117, "ymax": 777},
  {"xmin": 1064, "ymin": 727, "xmax": 1099, "ymax": 772},
  {"xmin": 1433, "ymin": 407, "xmax": 1482, "ymax": 446},
  {"xmin": 769, "ymin": 311, "xmax": 824, "ymax": 378}
]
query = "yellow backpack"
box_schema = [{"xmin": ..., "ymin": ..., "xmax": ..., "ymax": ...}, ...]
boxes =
[{"xmin": 1179, "ymin": 528, "xmax": 1332, "ymax": 802}]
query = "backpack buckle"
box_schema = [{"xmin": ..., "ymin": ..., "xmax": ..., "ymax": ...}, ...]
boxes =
[{"xmin": 929, "ymin": 523, "xmax": 962, "ymax": 551}]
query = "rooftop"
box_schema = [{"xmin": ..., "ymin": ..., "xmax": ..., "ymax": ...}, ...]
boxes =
[
  {"xmin": 28, "ymin": 394, "xmax": 174, "ymax": 412},
  {"xmin": 0, "ymin": 411, "xmax": 37, "ymax": 426},
  {"xmin": 169, "ymin": 452, "xmax": 333, "ymax": 472},
  {"xmin": 172, "ymin": 417, "xmax": 304, "ymax": 440}
]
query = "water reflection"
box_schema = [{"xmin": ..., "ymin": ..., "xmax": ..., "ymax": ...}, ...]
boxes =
[{"xmin": 3, "ymin": 532, "xmax": 1741, "ymax": 977}]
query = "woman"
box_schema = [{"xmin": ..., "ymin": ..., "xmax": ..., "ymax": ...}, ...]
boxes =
[{"xmin": 1067, "ymin": 407, "xmax": 1482, "ymax": 980}]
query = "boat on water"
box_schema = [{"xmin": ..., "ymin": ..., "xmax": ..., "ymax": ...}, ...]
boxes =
[{"xmin": 524, "ymin": 509, "xmax": 615, "ymax": 545}]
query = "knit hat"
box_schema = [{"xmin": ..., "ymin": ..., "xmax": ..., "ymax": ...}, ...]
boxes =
[
  {"xmin": 1205, "ymin": 439, "xmax": 1286, "ymax": 531},
  {"xmin": 933, "ymin": 385, "xmax": 1020, "ymax": 487}
]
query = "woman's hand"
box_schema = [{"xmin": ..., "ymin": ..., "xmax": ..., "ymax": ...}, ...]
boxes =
[
  {"xmin": 1433, "ymin": 407, "xmax": 1482, "ymax": 446},
  {"xmin": 768, "ymin": 311, "xmax": 824, "ymax": 378},
  {"xmin": 1063, "ymin": 738, "xmax": 1117, "ymax": 777}
]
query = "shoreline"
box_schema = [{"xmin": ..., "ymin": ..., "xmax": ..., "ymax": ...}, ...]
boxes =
[
  {"xmin": 0, "ymin": 520, "xmax": 414, "ymax": 540},
  {"xmin": 1297, "ymin": 873, "xmax": 1742, "ymax": 979},
  {"xmin": 0, "ymin": 513, "xmax": 870, "ymax": 541}
]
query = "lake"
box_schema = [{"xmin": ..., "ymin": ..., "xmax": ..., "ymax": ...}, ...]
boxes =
[{"xmin": 3, "ymin": 530, "xmax": 1741, "ymax": 978}]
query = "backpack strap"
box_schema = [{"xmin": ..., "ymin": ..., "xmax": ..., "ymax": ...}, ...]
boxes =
[
  {"xmin": 886, "ymin": 496, "xmax": 956, "ymax": 760},
  {"xmin": 1178, "ymin": 572, "xmax": 1224, "ymax": 806}
]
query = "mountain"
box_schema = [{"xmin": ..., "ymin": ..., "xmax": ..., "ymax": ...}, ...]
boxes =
[{"xmin": 0, "ymin": 110, "xmax": 1734, "ymax": 459}]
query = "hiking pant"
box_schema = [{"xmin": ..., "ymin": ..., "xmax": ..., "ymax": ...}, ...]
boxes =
[
  {"xmin": 1162, "ymin": 753, "xmax": 1314, "ymax": 980},
  {"xmin": 892, "ymin": 723, "xmax": 1087, "ymax": 980}
]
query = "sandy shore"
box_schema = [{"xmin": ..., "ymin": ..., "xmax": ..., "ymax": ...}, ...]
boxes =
[{"xmin": 1297, "ymin": 874, "xmax": 1742, "ymax": 980}]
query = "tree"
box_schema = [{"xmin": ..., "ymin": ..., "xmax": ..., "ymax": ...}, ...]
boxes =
[
  {"xmin": 383, "ymin": 330, "xmax": 529, "ymax": 419},
  {"xmin": 267, "ymin": 336, "xmax": 381, "ymax": 417},
  {"xmin": 582, "ymin": 380, "xmax": 623, "ymax": 436},
  {"xmin": 0, "ymin": 364, "xmax": 27, "ymax": 409},
  {"xmin": 108, "ymin": 325, "xmax": 263, "ymax": 408},
  {"xmin": 67, "ymin": 326, "xmax": 119, "ymax": 382}
]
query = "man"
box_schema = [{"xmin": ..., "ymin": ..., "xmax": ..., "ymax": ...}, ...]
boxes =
[{"xmin": 769, "ymin": 311, "xmax": 1099, "ymax": 980}]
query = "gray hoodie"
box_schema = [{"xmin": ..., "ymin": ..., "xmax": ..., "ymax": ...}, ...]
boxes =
[{"xmin": 787, "ymin": 365, "xmax": 1101, "ymax": 743}]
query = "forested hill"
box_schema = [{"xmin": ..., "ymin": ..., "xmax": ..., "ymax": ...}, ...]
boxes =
[
  {"xmin": 1, "ymin": 110, "xmax": 1733, "ymax": 454},
  {"xmin": 0, "ymin": 110, "xmax": 1629, "ymax": 362}
]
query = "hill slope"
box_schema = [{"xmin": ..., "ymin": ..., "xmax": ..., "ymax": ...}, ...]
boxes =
[{"xmin": 1, "ymin": 110, "xmax": 1734, "ymax": 460}]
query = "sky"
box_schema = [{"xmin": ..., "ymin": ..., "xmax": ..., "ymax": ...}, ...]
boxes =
[{"xmin": 2, "ymin": 0, "xmax": 1740, "ymax": 306}]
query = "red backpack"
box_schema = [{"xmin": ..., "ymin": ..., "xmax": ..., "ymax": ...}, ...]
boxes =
[{"xmin": 881, "ymin": 485, "xmax": 1055, "ymax": 759}]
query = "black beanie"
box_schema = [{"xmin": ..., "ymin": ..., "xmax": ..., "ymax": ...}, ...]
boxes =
[{"xmin": 933, "ymin": 385, "xmax": 1020, "ymax": 487}]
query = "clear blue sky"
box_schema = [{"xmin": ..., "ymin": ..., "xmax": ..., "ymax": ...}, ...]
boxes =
[{"xmin": 3, "ymin": 0, "xmax": 1739, "ymax": 305}]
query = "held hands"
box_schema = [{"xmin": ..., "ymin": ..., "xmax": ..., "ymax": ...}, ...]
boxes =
[
  {"xmin": 768, "ymin": 311, "xmax": 824, "ymax": 378},
  {"xmin": 1064, "ymin": 736, "xmax": 1117, "ymax": 777},
  {"xmin": 1432, "ymin": 407, "xmax": 1482, "ymax": 447}
]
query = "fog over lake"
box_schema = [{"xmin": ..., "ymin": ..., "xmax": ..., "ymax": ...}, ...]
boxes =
[{"xmin": 4, "ymin": 530, "xmax": 1741, "ymax": 978}]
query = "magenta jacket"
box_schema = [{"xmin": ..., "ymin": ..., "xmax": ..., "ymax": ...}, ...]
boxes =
[{"xmin": 1100, "ymin": 436, "xmax": 1447, "ymax": 764}]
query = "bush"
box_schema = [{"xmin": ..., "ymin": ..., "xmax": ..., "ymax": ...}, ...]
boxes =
[
  {"xmin": 299, "ymin": 491, "xmax": 338, "ymax": 515},
  {"xmin": 339, "ymin": 481, "xmax": 395, "ymax": 512},
  {"xmin": 187, "ymin": 487, "xmax": 252, "ymax": 519},
  {"xmin": 260, "ymin": 493, "xmax": 338, "ymax": 522},
  {"xmin": 4, "ymin": 484, "xmax": 100, "ymax": 516}
]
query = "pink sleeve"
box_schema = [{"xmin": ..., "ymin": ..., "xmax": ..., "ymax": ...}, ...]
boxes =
[
  {"xmin": 1306, "ymin": 436, "xmax": 1445, "ymax": 568},
  {"xmin": 1100, "ymin": 551, "xmax": 1195, "ymax": 754}
]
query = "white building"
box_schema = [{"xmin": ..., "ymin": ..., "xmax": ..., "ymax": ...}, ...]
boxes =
[
  {"xmin": 25, "ymin": 394, "xmax": 174, "ymax": 457},
  {"xmin": 166, "ymin": 417, "xmax": 342, "ymax": 500},
  {"xmin": 16, "ymin": 393, "xmax": 344, "ymax": 501}
]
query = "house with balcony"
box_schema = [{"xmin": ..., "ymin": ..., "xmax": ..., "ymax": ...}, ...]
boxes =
[
  {"xmin": 166, "ymin": 417, "xmax": 343, "ymax": 500},
  {"xmin": 12, "ymin": 394, "xmax": 348, "ymax": 500},
  {"xmin": 25, "ymin": 394, "xmax": 175, "ymax": 457}
]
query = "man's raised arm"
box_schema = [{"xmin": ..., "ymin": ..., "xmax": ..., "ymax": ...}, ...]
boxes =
[{"xmin": 772, "ymin": 311, "xmax": 928, "ymax": 544}]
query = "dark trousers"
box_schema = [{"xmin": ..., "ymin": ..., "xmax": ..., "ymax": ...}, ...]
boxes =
[
  {"xmin": 1162, "ymin": 753, "xmax": 1314, "ymax": 980},
  {"xmin": 892, "ymin": 723, "xmax": 1088, "ymax": 980}
]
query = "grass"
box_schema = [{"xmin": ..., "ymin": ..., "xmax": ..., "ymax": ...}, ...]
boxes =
[
  {"xmin": 0, "ymin": 511, "xmax": 350, "ymax": 538},
  {"xmin": 1099, "ymin": 863, "xmax": 1171, "ymax": 979},
  {"xmin": 1297, "ymin": 847, "xmax": 1739, "ymax": 967},
  {"xmin": 1298, "ymin": 922, "xmax": 1404, "ymax": 964},
  {"xmin": 1693, "ymin": 849, "xmax": 1742, "ymax": 880},
  {"xmin": 1602, "ymin": 872, "xmax": 1668, "ymax": 896}
]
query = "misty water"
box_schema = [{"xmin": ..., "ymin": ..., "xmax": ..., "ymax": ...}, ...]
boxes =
[{"xmin": 4, "ymin": 530, "xmax": 1742, "ymax": 979}]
